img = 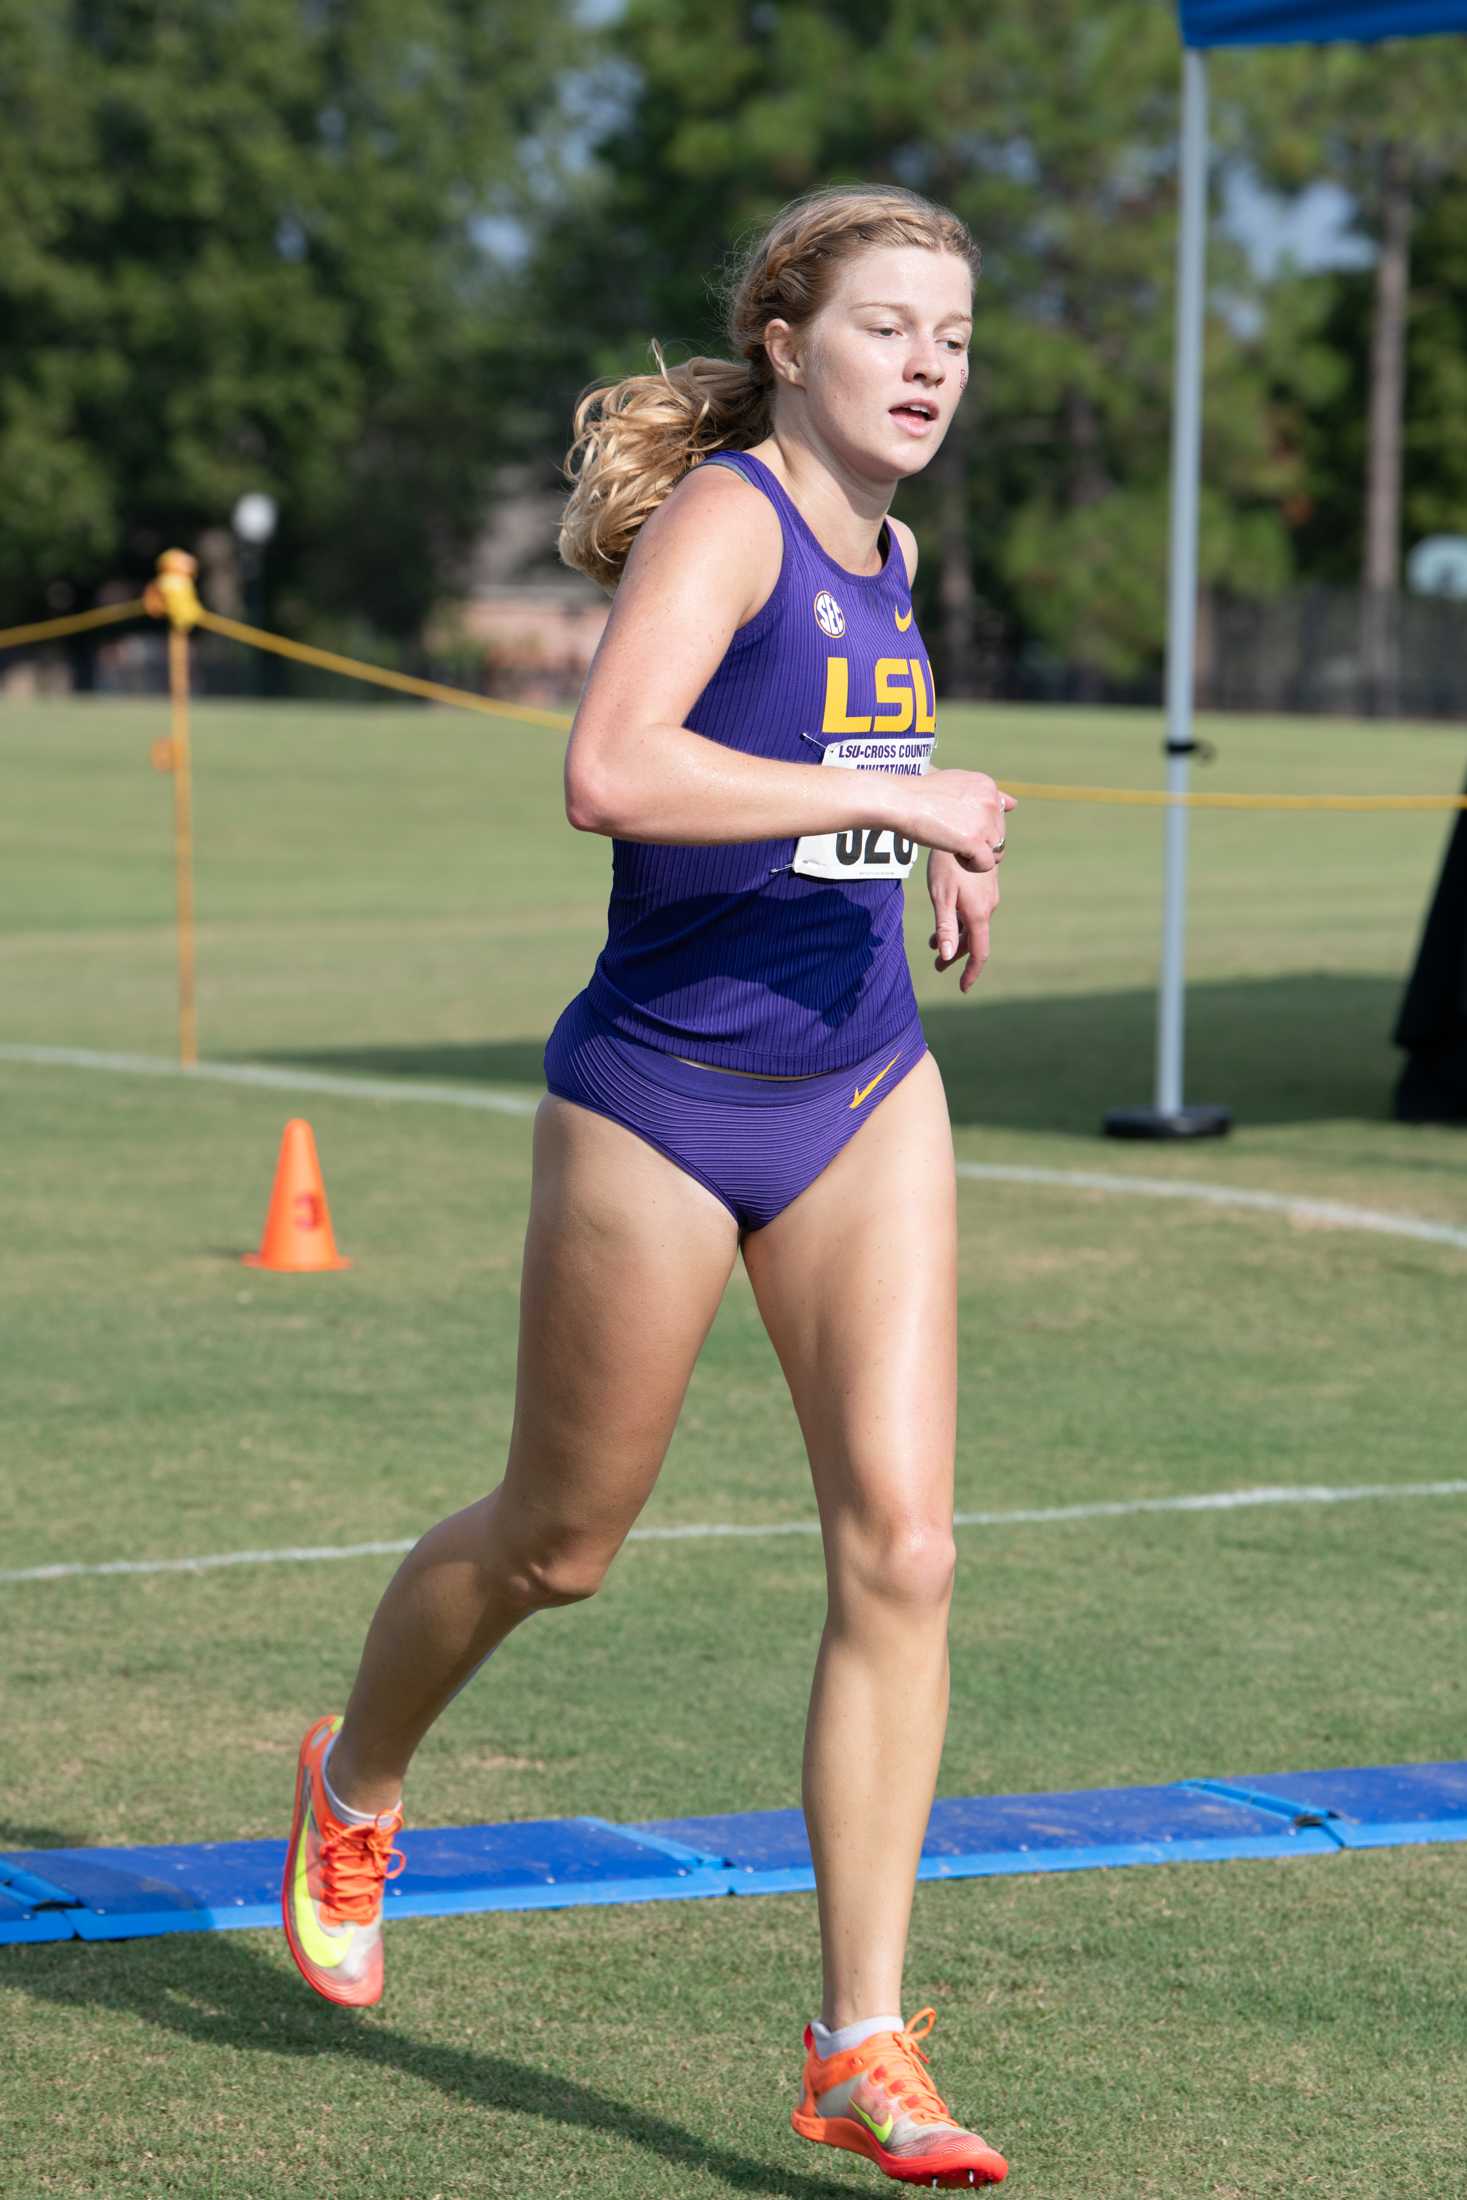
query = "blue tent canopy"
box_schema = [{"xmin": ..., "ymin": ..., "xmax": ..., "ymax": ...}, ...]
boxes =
[{"xmin": 1180, "ymin": 0, "xmax": 1467, "ymax": 45}]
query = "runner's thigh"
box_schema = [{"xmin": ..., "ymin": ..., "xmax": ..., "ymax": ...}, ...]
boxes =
[
  {"xmin": 498, "ymin": 1095, "xmax": 741, "ymax": 1553},
  {"xmin": 740, "ymin": 1052, "xmax": 958, "ymax": 1532}
]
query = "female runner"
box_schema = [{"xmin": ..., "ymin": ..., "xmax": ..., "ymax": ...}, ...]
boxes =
[{"xmin": 283, "ymin": 182, "xmax": 1013, "ymax": 2190}]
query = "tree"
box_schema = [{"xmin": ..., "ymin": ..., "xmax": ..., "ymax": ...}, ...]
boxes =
[
  {"xmin": 1280, "ymin": 169, "xmax": 1467, "ymax": 580},
  {"xmin": 1232, "ymin": 34, "xmax": 1467, "ymax": 712},
  {"xmin": 0, "ymin": 0, "xmax": 577, "ymax": 640}
]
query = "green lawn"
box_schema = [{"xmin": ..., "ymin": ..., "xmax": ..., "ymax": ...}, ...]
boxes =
[{"xmin": 2, "ymin": 697, "xmax": 1465, "ymax": 2196}]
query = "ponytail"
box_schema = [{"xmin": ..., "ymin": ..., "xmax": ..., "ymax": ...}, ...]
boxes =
[{"xmin": 558, "ymin": 344, "xmax": 771, "ymax": 591}]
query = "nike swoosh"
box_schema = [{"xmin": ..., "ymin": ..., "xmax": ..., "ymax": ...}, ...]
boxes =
[
  {"xmin": 894, "ymin": 605, "xmax": 913, "ymax": 631},
  {"xmin": 292, "ymin": 1817, "xmax": 351, "ymax": 1969},
  {"xmin": 852, "ymin": 2102, "xmax": 895, "ymax": 2144},
  {"xmin": 850, "ymin": 1054, "xmax": 902, "ymax": 1109}
]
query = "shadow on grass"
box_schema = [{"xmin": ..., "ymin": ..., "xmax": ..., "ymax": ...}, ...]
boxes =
[
  {"xmin": 0, "ymin": 1822, "xmax": 89, "ymax": 1851},
  {"xmin": 11, "ymin": 1931, "xmax": 857, "ymax": 2198},
  {"xmin": 266, "ymin": 972, "xmax": 1408, "ymax": 1138}
]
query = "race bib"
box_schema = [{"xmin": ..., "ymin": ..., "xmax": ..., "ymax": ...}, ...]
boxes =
[{"xmin": 791, "ymin": 735, "xmax": 934, "ymax": 882}]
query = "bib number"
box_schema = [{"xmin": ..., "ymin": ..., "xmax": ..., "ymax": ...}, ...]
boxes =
[{"xmin": 791, "ymin": 736, "xmax": 933, "ymax": 882}]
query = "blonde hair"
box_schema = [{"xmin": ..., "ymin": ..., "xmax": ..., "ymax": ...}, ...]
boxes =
[{"xmin": 558, "ymin": 184, "xmax": 980, "ymax": 590}]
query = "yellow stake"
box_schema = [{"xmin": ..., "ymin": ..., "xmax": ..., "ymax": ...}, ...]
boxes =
[
  {"xmin": 143, "ymin": 548, "xmax": 202, "ymax": 635},
  {"xmin": 145, "ymin": 552, "xmax": 201, "ymax": 1067}
]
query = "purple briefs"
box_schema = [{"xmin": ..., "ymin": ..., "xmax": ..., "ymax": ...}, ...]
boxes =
[{"xmin": 544, "ymin": 990, "xmax": 928, "ymax": 1233}]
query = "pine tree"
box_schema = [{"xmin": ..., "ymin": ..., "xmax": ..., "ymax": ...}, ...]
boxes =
[{"xmin": 1235, "ymin": 34, "xmax": 1467, "ymax": 712}]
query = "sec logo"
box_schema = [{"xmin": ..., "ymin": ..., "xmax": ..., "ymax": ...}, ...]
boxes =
[{"xmin": 813, "ymin": 590, "xmax": 846, "ymax": 638}]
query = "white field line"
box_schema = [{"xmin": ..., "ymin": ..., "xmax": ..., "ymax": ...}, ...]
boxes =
[
  {"xmin": 0, "ymin": 1043, "xmax": 538, "ymax": 1117},
  {"xmin": 4, "ymin": 1479, "xmax": 1467, "ymax": 1589},
  {"xmin": 4, "ymin": 1040, "xmax": 1466, "ymax": 1251},
  {"xmin": 954, "ymin": 1162, "xmax": 1467, "ymax": 1253}
]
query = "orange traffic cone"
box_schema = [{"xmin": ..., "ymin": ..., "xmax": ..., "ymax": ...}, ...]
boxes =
[{"xmin": 243, "ymin": 1119, "xmax": 351, "ymax": 1272}]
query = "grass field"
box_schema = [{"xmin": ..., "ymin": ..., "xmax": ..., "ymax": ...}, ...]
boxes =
[{"xmin": 3, "ymin": 696, "xmax": 1466, "ymax": 2197}]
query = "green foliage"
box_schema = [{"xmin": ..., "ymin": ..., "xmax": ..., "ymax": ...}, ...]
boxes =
[
  {"xmin": 1221, "ymin": 34, "xmax": 1467, "ymax": 209},
  {"xmin": 1408, "ymin": 178, "xmax": 1467, "ymax": 543},
  {"xmin": 1283, "ymin": 175, "xmax": 1467, "ymax": 583},
  {"xmin": 1216, "ymin": 35, "xmax": 1467, "ymax": 585},
  {"xmin": 13, "ymin": 3, "xmax": 1464, "ymax": 676},
  {"xmin": 0, "ymin": 0, "xmax": 577, "ymax": 633}
]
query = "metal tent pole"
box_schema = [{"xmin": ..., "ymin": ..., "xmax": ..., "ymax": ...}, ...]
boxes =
[{"xmin": 1106, "ymin": 44, "xmax": 1230, "ymax": 1141}]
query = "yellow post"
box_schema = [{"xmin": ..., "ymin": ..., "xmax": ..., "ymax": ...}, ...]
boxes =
[{"xmin": 143, "ymin": 551, "xmax": 203, "ymax": 1067}]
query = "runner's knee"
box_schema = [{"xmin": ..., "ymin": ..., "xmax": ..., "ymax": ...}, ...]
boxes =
[
  {"xmin": 502, "ymin": 1534, "xmax": 615, "ymax": 1611},
  {"xmin": 831, "ymin": 1514, "xmax": 957, "ymax": 1611}
]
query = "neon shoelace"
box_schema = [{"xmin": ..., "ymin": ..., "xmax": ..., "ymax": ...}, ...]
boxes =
[
  {"xmin": 866, "ymin": 2008, "xmax": 952, "ymax": 2126},
  {"xmin": 319, "ymin": 1813, "xmax": 406, "ymax": 1924}
]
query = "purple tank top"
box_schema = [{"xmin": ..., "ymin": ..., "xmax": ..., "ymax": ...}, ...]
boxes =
[{"xmin": 583, "ymin": 449, "xmax": 938, "ymax": 1076}]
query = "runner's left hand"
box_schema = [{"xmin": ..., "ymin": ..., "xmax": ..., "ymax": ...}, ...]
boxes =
[{"xmin": 927, "ymin": 848, "xmax": 999, "ymax": 994}]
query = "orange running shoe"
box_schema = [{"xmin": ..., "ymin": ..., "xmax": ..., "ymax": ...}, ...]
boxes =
[
  {"xmin": 792, "ymin": 2008, "xmax": 1008, "ymax": 2187},
  {"xmin": 281, "ymin": 1713, "xmax": 404, "ymax": 2007}
]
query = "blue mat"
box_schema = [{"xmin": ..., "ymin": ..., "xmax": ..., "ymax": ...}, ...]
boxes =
[
  {"xmin": 0, "ymin": 1817, "xmax": 729, "ymax": 1945},
  {"xmin": 0, "ymin": 1863, "xmax": 78, "ymax": 1947},
  {"xmin": 634, "ymin": 1781, "xmax": 1346, "ymax": 1895},
  {"xmin": 1193, "ymin": 1763, "xmax": 1467, "ymax": 1849},
  {"xmin": 3, "ymin": 1764, "xmax": 1463, "ymax": 1947}
]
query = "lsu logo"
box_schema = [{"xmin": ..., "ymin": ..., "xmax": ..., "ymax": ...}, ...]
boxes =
[
  {"xmin": 822, "ymin": 655, "xmax": 936, "ymax": 734},
  {"xmin": 813, "ymin": 590, "xmax": 846, "ymax": 638}
]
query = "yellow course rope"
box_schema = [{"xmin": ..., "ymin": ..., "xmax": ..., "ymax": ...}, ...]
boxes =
[
  {"xmin": 999, "ymin": 781, "xmax": 1467, "ymax": 813},
  {"xmin": 191, "ymin": 607, "xmax": 572, "ymax": 730},
  {"xmin": 3, "ymin": 569, "xmax": 1465, "ymax": 813},
  {"xmin": 0, "ymin": 598, "xmax": 147, "ymax": 649}
]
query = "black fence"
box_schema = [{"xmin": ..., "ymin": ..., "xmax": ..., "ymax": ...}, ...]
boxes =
[{"xmin": 1202, "ymin": 587, "xmax": 1467, "ymax": 722}]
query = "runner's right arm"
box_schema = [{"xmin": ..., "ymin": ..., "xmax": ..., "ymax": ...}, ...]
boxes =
[{"xmin": 564, "ymin": 466, "xmax": 1007, "ymax": 871}]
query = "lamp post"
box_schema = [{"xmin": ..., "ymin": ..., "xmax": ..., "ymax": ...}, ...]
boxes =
[
  {"xmin": 231, "ymin": 493, "xmax": 278, "ymax": 688},
  {"xmin": 230, "ymin": 497, "xmax": 277, "ymax": 695}
]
